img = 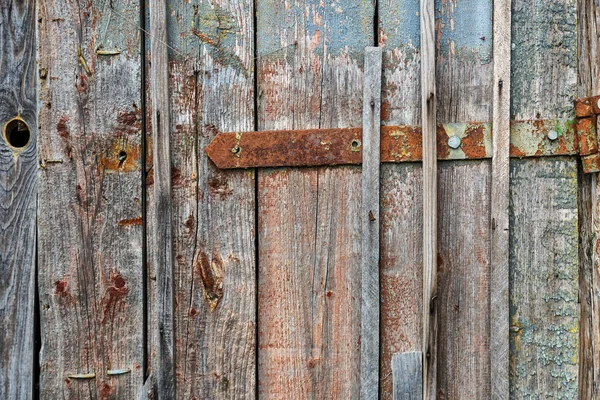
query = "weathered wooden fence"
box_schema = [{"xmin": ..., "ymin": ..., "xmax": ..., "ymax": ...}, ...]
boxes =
[{"xmin": 2, "ymin": 0, "xmax": 600, "ymax": 398}]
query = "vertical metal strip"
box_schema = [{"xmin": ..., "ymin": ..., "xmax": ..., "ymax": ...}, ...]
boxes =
[
  {"xmin": 360, "ymin": 46, "xmax": 382, "ymax": 400},
  {"xmin": 148, "ymin": 0, "xmax": 175, "ymax": 397},
  {"xmin": 491, "ymin": 0, "xmax": 511, "ymax": 396}
]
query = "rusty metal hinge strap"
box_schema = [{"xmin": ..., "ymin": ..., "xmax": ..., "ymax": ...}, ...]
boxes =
[{"xmin": 206, "ymin": 119, "xmax": 586, "ymax": 169}]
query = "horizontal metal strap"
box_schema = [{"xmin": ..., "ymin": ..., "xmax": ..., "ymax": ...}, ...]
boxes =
[{"xmin": 206, "ymin": 119, "xmax": 584, "ymax": 169}]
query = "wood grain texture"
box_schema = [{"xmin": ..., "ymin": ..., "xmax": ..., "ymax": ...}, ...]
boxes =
[
  {"xmin": 37, "ymin": 0, "xmax": 144, "ymax": 398},
  {"xmin": 148, "ymin": 0, "xmax": 175, "ymax": 396},
  {"xmin": 156, "ymin": 0, "xmax": 257, "ymax": 398},
  {"xmin": 420, "ymin": 0, "xmax": 436, "ymax": 395},
  {"xmin": 0, "ymin": 0, "xmax": 37, "ymax": 398},
  {"xmin": 434, "ymin": 0, "xmax": 493, "ymax": 398},
  {"xmin": 509, "ymin": 0, "xmax": 579, "ymax": 397},
  {"xmin": 490, "ymin": 0, "xmax": 511, "ymax": 396},
  {"xmin": 392, "ymin": 352, "xmax": 422, "ymax": 400},
  {"xmin": 360, "ymin": 47, "xmax": 381, "ymax": 400},
  {"xmin": 256, "ymin": 0, "xmax": 373, "ymax": 397},
  {"xmin": 577, "ymin": 1, "xmax": 600, "ymax": 398},
  {"xmin": 379, "ymin": 1, "xmax": 422, "ymax": 397},
  {"xmin": 436, "ymin": 161, "xmax": 491, "ymax": 399}
]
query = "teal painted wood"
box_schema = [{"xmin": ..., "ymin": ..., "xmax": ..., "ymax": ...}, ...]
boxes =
[
  {"xmin": 0, "ymin": 1, "xmax": 36, "ymax": 398},
  {"xmin": 256, "ymin": 0, "xmax": 373, "ymax": 397},
  {"xmin": 38, "ymin": 0, "xmax": 144, "ymax": 398},
  {"xmin": 510, "ymin": 0, "xmax": 579, "ymax": 397}
]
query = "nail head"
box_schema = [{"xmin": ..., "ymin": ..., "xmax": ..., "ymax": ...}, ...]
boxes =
[
  {"xmin": 547, "ymin": 130, "xmax": 558, "ymax": 141},
  {"xmin": 448, "ymin": 135, "xmax": 461, "ymax": 149}
]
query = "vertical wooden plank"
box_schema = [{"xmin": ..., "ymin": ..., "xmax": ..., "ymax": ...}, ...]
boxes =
[
  {"xmin": 148, "ymin": 0, "xmax": 174, "ymax": 397},
  {"xmin": 360, "ymin": 46, "xmax": 381, "ymax": 400},
  {"xmin": 0, "ymin": 1, "xmax": 36, "ymax": 398},
  {"xmin": 256, "ymin": 0, "xmax": 373, "ymax": 397},
  {"xmin": 577, "ymin": 1, "xmax": 600, "ymax": 398},
  {"xmin": 420, "ymin": 0, "xmax": 436, "ymax": 395},
  {"xmin": 379, "ymin": 2, "xmax": 423, "ymax": 398},
  {"xmin": 152, "ymin": 0, "xmax": 257, "ymax": 398},
  {"xmin": 392, "ymin": 352, "xmax": 422, "ymax": 400},
  {"xmin": 37, "ymin": 0, "xmax": 144, "ymax": 398},
  {"xmin": 434, "ymin": 0, "xmax": 493, "ymax": 398},
  {"xmin": 510, "ymin": 0, "xmax": 579, "ymax": 396},
  {"xmin": 491, "ymin": 0, "xmax": 511, "ymax": 396}
]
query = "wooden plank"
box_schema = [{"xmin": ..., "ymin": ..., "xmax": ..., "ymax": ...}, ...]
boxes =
[
  {"xmin": 379, "ymin": 0, "xmax": 423, "ymax": 396},
  {"xmin": 37, "ymin": 1, "xmax": 144, "ymax": 398},
  {"xmin": 577, "ymin": 1, "xmax": 600, "ymax": 398},
  {"xmin": 392, "ymin": 352, "xmax": 422, "ymax": 400},
  {"xmin": 360, "ymin": 46, "xmax": 382, "ymax": 400},
  {"xmin": 433, "ymin": 0, "xmax": 494, "ymax": 398},
  {"xmin": 510, "ymin": 0, "xmax": 579, "ymax": 396},
  {"xmin": 153, "ymin": 0, "xmax": 257, "ymax": 398},
  {"xmin": 490, "ymin": 0, "xmax": 511, "ymax": 395},
  {"xmin": 436, "ymin": 161, "xmax": 491, "ymax": 399},
  {"xmin": 148, "ymin": 0, "xmax": 174, "ymax": 397},
  {"xmin": 420, "ymin": 0, "xmax": 437, "ymax": 395},
  {"xmin": 256, "ymin": 0, "xmax": 373, "ymax": 397},
  {"xmin": 0, "ymin": 1, "xmax": 36, "ymax": 398}
]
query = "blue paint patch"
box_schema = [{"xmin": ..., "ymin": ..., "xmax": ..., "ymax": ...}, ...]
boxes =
[
  {"xmin": 257, "ymin": 0, "xmax": 374, "ymax": 58},
  {"xmin": 436, "ymin": 0, "xmax": 492, "ymax": 62}
]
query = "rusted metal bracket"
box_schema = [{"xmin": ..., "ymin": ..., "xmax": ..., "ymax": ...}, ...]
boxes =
[
  {"xmin": 575, "ymin": 96, "xmax": 600, "ymax": 173},
  {"xmin": 205, "ymin": 98, "xmax": 600, "ymax": 171}
]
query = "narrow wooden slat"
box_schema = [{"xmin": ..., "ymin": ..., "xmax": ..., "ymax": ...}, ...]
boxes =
[
  {"xmin": 491, "ymin": 0, "xmax": 511, "ymax": 395},
  {"xmin": 360, "ymin": 46, "xmax": 382, "ymax": 400},
  {"xmin": 510, "ymin": 0, "xmax": 579, "ymax": 396},
  {"xmin": 256, "ymin": 0, "xmax": 373, "ymax": 397},
  {"xmin": 0, "ymin": 1, "xmax": 36, "ymax": 397},
  {"xmin": 148, "ymin": 0, "xmax": 175, "ymax": 397},
  {"xmin": 38, "ymin": 1, "xmax": 144, "ymax": 398},
  {"xmin": 420, "ymin": 0, "xmax": 437, "ymax": 396},
  {"xmin": 392, "ymin": 352, "xmax": 422, "ymax": 400}
]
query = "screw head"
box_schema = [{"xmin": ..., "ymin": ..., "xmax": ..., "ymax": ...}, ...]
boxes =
[
  {"xmin": 547, "ymin": 130, "xmax": 558, "ymax": 141},
  {"xmin": 231, "ymin": 145, "xmax": 241, "ymax": 155},
  {"xmin": 448, "ymin": 135, "xmax": 461, "ymax": 149}
]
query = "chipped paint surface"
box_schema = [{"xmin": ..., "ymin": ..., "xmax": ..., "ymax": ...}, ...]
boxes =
[{"xmin": 510, "ymin": 159, "xmax": 579, "ymax": 399}]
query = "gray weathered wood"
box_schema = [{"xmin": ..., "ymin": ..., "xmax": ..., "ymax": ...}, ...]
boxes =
[
  {"xmin": 360, "ymin": 46, "xmax": 382, "ymax": 400},
  {"xmin": 420, "ymin": 0, "xmax": 436, "ymax": 396},
  {"xmin": 379, "ymin": 2, "xmax": 423, "ymax": 397},
  {"xmin": 509, "ymin": 0, "xmax": 579, "ymax": 397},
  {"xmin": 154, "ymin": 1, "xmax": 257, "ymax": 398},
  {"xmin": 392, "ymin": 352, "xmax": 422, "ymax": 400},
  {"xmin": 0, "ymin": 1, "xmax": 36, "ymax": 398},
  {"xmin": 491, "ymin": 0, "xmax": 511, "ymax": 396},
  {"xmin": 38, "ymin": 0, "xmax": 144, "ymax": 398},
  {"xmin": 148, "ymin": 0, "xmax": 175, "ymax": 397},
  {"xmin": 256, "ymin": 0, "xmax": 373, "ymax": 397}
]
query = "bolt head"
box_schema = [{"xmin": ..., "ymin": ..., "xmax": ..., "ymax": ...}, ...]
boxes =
[
  {"xmin": 448, "ymin": 135, "xmax": 461, "ymax": 149},
  {"xmin": 597, "ymin": 98, "xmax": 600, "ymax": 110},
  {"xmin": 547, "ymin": 130, "xmax": 558, "ymax": 141}
]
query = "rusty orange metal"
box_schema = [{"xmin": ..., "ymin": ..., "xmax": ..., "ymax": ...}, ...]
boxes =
[
  {"xmin": 577, "ymin": 117, "xmax": 598, "ymax": 155},
  {"xmin": 206, "ymin": 119, "xmax": 585, "ymax": 169},
  {"xmin": 575, "ymin": 95, "xmax": 600, "ymax": 117}
]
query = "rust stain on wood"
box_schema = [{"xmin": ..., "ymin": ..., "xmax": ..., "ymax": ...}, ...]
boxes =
[
  {"xmin": 194, "ymin": 252, "xmax": 224, "ymax": 311},
  {"xmin": 102, "ymin": 272, "xmax": 129, "ymax": 325},
  {"xmin": 118, "ymin": 217, "xmax": 142, "ymax": 227}
]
